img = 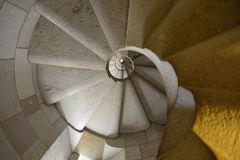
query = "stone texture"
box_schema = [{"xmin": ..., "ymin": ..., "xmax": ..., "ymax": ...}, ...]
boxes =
[
  {"xmin": 160, "ymin": 87, "xmax": 196, "ymax": 153},
  {"xmin": 69, "ymin": 153, "xmax": 79, "ymax": 160},
  {"xmin": 87, "ymin": 82, "xmax": 123, "ymax": 138},
  {"xmin": 22, "ymin": 139, "xmax": 48, "ymax": 160},
  {"xmin": 37, "ymin": 64, "xmax": 108, "ymax": 104},
  {"xmin": 146, "ymin": 0, "xmax": 240, "ymax": 58},
  {"xmin": 78, "ymin": 131, "xmax": 105, "ymax": 160},
  {"xmin": 57, "ymin": 79, "xmax": 115, "ymax": 131},
  {"xmin": 0, "ymin": 2, "xmax": 26, "ymax": 59},
  {"xmin": 127, "ymin": 0, "xmax": 174, "ymax": 47},
  {"xmin": 18, "ymin": 8, "xmax": 40, "ymax": 48},
  {"xmin": 41, "ymin": 127, "xmax": 72, "ymax": 160},
  {"xmin": 40, "ymin": 103, "xmax": 60, "ymax": 124},
  {"xmin": 159, "ymin": 133, "xmax": 215, "ymax": 160},
  {"xmin": 106, "ymin": 135, "xmax": 125, "ymax": 148},
  {"xmin": 53, "ymin": 117, "xmax": 68, "ymax": 133},
  {"xmin": 125, "ymin": 131, "xmax": 147, "ymax": 146},
  {"xmin": 168, "ymin": 27, "xmax": 240, "ymax": 92},
  {"xmin": 192, "ymin": 88, "xmax": 240, "ymax": 160},
  {"xmin": 15, "ymin": 48, "xmax": 35, "ymax": 100},
  {"xmin": 28, "ymin": 109, "xmax": 58, "ymax": 147},
  {"xmin": 31, "ymin": 64, "xmax": 43, "ymax": 103},
  {"xmin": 34, "ymin": 0, "xmax": 112, "ymax": 60},
  {"xmin": 0, "ymin": 139, "xmax": 22, "ymax": 160},
  {"xmin": 90, "ymin": 0, "xmax": 129, "ymax": 50},
  {"xmin": 125, "ymin": 146, "xmax": 142, "ymax": 160},
  {"xmin": 2, "ymin": 112, "xmax": 38, "ymax": 155},
  {"xmin": 68, "ymin": 127, "xmax": 83, "ymax": 152},
  {"xmin": 0, "ymin": 60, "xmax": 22, "ymax": 121},
  {"xmin": 8, "ymin": 0, "xmax": 35, "ymax": 11},
  {"xmin": 102, "ymin": 143, "xmax": 122, "ymax": 160},
  {"xmin": 20, "ymin": 95, "xmax": 40, "ymax": 115},
  {"xmin": 0, "ymin": 127, "xmax": 6, "ymax": 142},
  {"xmin": 120, "ymin": 81, "xmax": 150, "ymax": 133},
  {"xmin": 110, "ymin": 150, "xmax": 125, "ymax": 160},
  {"xmin": 29, "ymin": 17, "xmax": 106, "ymax": 70},
  {"xmin": 145, "ymin": 124, "xmax": 164, "ymax": 142},
  {"xmin": 132, "ymin": 74, "xmax": 167, "ymax": 124},
  {"xmin": 140, "ymin": 140, "xmax": 161, "ymax": 158}
]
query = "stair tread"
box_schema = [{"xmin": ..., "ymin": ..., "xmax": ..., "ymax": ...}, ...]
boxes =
[
  {"xmin": 29, "ymin": 17, "xmax": 106, "ymax": 70},
  {"xmin": 34, "ymin": 0, "xmax": 112, "ymax": 60},
  {"xmin": 37, "ymin": 64, "xmax": 108, "ymax": 104},
  {"xmin": 102, "ymin": 143, "xmax": 123, "ymax": 160},
  {"xmin": 133, "ymin": 55, "xmax": 155, "ymax": 67},
  {"xmin": 86, "ymin": 82, "xmax": 123, "ymax": 138},
  {"xmin": 131, "ymin": 73, "xmax": 167, "ymax": 124},
  {"xmin": 127, "ymin": 0, "xmax": 174, "ymax": 47},
  {"xmin": 135, "ymin": 66, "xmax": 164, "ymax": 92},
  {"xmin": 168, "ymin": 26, "xmax": 240, "ymax": 92},
  {"xmin": 146, "ymin": 0, "xmax": 240, "ymax": 58},
  {"xmin": 120, "ymin": 80, "xmax": 150, "ymax": 133},
  {"xmin": 56, "ymin": 79, "xmax": 115, "ymax": 131},
  {"xmin": 90, "ymin": 0, "xmax": 129, "ymax": 50}
]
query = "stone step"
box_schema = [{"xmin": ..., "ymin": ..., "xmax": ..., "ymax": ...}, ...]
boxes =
[
  {"xmin": 133, "ymin": 55, "xmax": 155, "ymax": 67},
  {"xmin": 57, "ymin": 79, "xmax": 115, "ymax": 131},
  {"xmin": 120, "ymin": 80, "xmax": 150, "ymax": 133},
  {"xmin": 145, "ymin": 0, "xmax": 240, "ymax": 58},
  {"xmin": 34, "ymin": 0, "xmax": 112, "ymax": 60},
  {"xmin": 126, "ymin": 0, "xmax": 174, "ymax": 47},
  {"xmin": 28, "ymin": 17, "xmax": 106, "ymax": 70},
  {"xmin": 90, "ymin": 0, "xmax": 129, "ymax": 51},
  {"xmin": 37, "ymin": 64, "xmax": 108, "ymax": 104},
  {"xmin": 102, "ymin": 143, "xmax": 123, "ymax": 160},
  {"xmin": 86, "ymin": 82, "xmax": 123, "ymax": 138},
  {"xmin": 131, "ymin": 73, "xmax": 167, "ymax": 124}
]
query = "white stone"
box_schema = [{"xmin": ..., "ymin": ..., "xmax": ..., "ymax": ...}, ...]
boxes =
[
  {"xmin": 131, "ymin": 74, "xmax": 167, "ymax": 124},
  {"xmin": 0, "ymin": 139, "xmax": 22, "ymax": 160},
  {"xmin": 0, "ymin": 60, "xmax": 22, "ymax": 121},
  {"xmin": 89, "ymin": 0, "xmax": 128, "ymax": 50},
  {"xmin": 125, "ymin": 131, "xmax": 147, "ymax": 146},
  {"xmin": 109, "ymin": 150, "xmax": 125, "ymax": 160},
  {"xmin": 87, "ymin": 82, "xmax": 123, "ymax": 138},
  {"xmin": 68, "ymin": 127, "xmax": 83, "ymax": 152},
  {"xmin": 41, "ymin": 127, "xmax": 72, "ymax": 160},
  {"xmin": 38, "ymin": 65, "xmax": 108, "ymax": 104},
  {"xmin": 53, "ymin": 117, "xmax": 68, "ymax": 133},
  {"xmin": 133, "ymin": 56, "xmax": 155, "ymax": 67},
  {"xmin": 120, "ymin": 80, "xmax": 150, "ymax": 133},
  {"xmin": 135, "ymin": 66, "xmax": 165, "ymax": 92},
  {"xmin": 40, "ymin": 103, "xmax": 60, "ymax": 124},
  {"xmin": 57, "ymin": 79, "xmax": 115, "ymax": 131},
  {"xmin": 29, "ymin": 17, "xmax": 106, "ymax": 70},
  {"xmin": 8, "ymin": 0, "xmax": 35, "ymax": 11},
  {"xmin": 102, "ymin": 143, "xmax": 123, "ymax": 160},
  {"xmin": 31, "ymin": 64, "xmax": 43, "ymax": 103},
  {"xmin": 79, "ymin": 132, "xmax": 105, "ymax": 160},
  {"xmin": 15, "ymin": 48, "xmax": 35, "ymax": 100},
  {"xmin": 22, "ymin": 140, "xmax": 48, "ymax": 160},
  {"xmin": 0, "ymin": 127, "xmax": 6, "ymax": 143},
  {"xmin": 140, "ymin": 140, "xmax": 161, "ymax": 158},
  {"xmin": 125, "ymin": 146, "xmax": 142, "ymax": 160},
  {"xmin": 28, "ymin": 109, "xmax": 59, "ymax": 147},
  {"xmin": 160, "ymin": 87, "xmax": 196, "ymax": 153},
  {"xmin": 0, "ymin": 2, "xmax": 26, "ymax": 59},
  {"xmin": 145, "ymin": 124, "xmax": 164, "ymax": 141},
  {"xmin": 17, "ymin": 8, "xmax": 40, "ymax": 48},
  {"xmin": 34, "ymin": 0, "xmax": 112, "ymax": 60}
]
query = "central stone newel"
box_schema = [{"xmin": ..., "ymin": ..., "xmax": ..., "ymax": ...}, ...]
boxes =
[{"xmin": 107, "ymin": 53, "xmax": 134, "ymax": 80}]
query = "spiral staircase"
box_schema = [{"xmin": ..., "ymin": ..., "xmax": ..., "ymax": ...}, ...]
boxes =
[{"xmin": 1, "ymin": 0, "xmax": 240, "ymax": 159}]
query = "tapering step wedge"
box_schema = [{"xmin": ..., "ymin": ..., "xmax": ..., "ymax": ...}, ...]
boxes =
[
  {"xmin": 29, "ymin": 17, "xmax": 106, "ymax": 70},
  {"xmin": 119, "ymin": 80, "xmax": 150, "ymax": 133},
  {"xmin": 37, "ymin": 65, "xmax": 108, "ymax": 104},
  {"xmin": 131, "ymin": 73, "xmax": 167, "ymax": 124},
  {"xmin": 56, "ymin": 79, "xmax": 115, "ymax": 131},
  {"xmin": 34, "ymin": 0, "xmax": 112, "ymax": 60},
  {"xmin": 146, "ymin": 0, "xmax": 240, "ymax": 58},
  {"xmin": 90, "ymin": 0, "xmax": 129, "ymax": 51},
  {"xmin": 86, "ymin": 82, "xmax": 123, "ymax": 138}
]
